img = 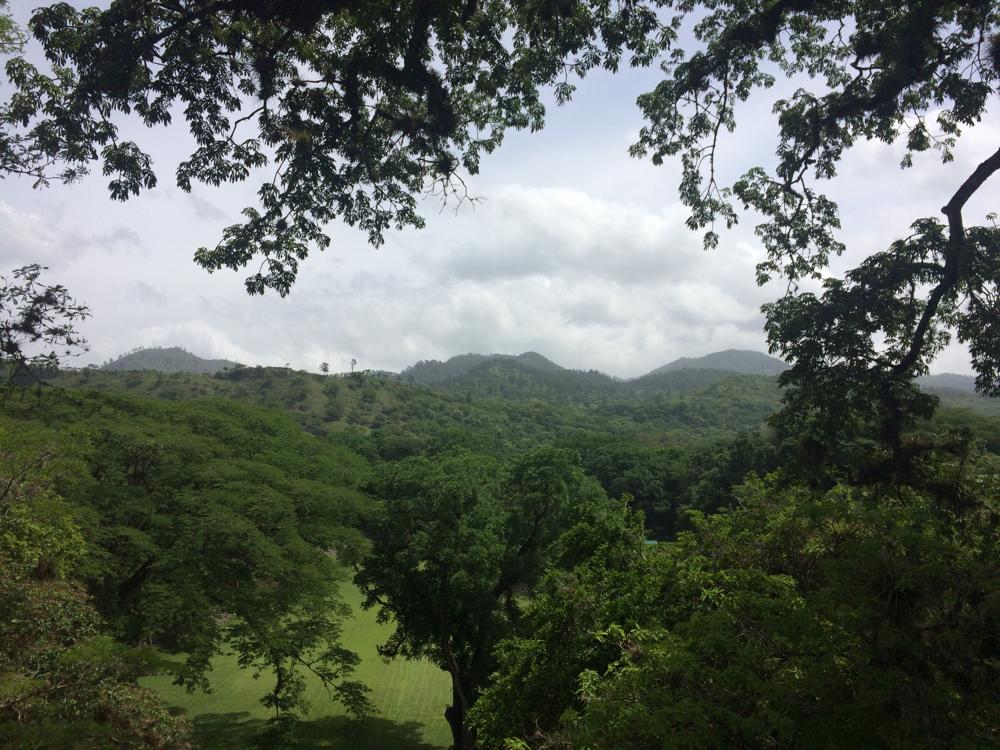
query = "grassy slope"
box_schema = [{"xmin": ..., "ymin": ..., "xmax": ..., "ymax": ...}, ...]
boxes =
[{"xmin": 142, "ymin": 584, "xmax": 451, "ymax": 750}]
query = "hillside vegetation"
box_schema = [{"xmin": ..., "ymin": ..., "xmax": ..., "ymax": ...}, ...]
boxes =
[
  {"xmin": 5, "ymin": 348, "xmax": 999, "ymax": 748},
  {"xmin": 102, "ymin": 346, "xmax": 239, "ymax": 374}
]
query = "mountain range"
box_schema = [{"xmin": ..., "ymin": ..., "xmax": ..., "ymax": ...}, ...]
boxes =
[
  {"xmin": 97, "ymin": 345, "xmax": 983, "ymax": 397},
  {"xmin": 402, "ymin": 349, "xmax": 789, "ymax": 383}
]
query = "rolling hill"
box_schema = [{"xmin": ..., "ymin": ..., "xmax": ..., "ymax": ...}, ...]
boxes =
[
  {"xmin": 101, "ymin": 346, "xmax": 240, "ymax": 374},
  {"xmin": 643, "ymin": 349, "xmax": 788, "ymax": 377}
]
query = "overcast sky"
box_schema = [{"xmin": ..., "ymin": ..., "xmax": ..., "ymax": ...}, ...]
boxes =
[{"xmin": 1, "ymin": 2, "xmax": 997, "ymax": 377}]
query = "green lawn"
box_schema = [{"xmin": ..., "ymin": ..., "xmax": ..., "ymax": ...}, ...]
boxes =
[{"xmin": 141, "ymin": 584, "xmax": 452, "ymax": 749}]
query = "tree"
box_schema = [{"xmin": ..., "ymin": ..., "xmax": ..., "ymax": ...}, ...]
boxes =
[
  {"xmin": 0, "ymin": 420, "xmax": 192, "ymax": 749},
  {"xmin": 471, "ymin": 471, "xmax": 1000, "ymax": 749},
  {"xmin": 0, "ymin": 264, "xmax": 89, "ymax": 382},
  {"xmin": 627, "ymin": 2, "xmax": 1000, "ymax": 462},
  {"xmin": 0, "ymin": 0, "xmax": 23, "ymax": 55},
  {"xmin": 0, "ymin": 0, "xmax": 659, "ymax": 295},
  {"xmin": 355, "ymin": 447, "xmax": 634, "ymax": 750},
  {"xmin": 1, "ymin": 392, "xmax": 375, "ymax": 735},
  {"xmin": 319, "ymin": 361, "xmax": 329, "ymax": 375}
]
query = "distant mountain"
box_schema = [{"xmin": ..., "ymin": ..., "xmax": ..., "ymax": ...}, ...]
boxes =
[
  {"xmin": 102, "ymin": 347, "xmax": 239, "ymax": 375},
  {"xmin": 401, "ymin": 353, "xmax": 491, "ymax": 385},
  {"xmin": 512, "ymin": 351, "xmax": 564, "ymax": 373},
  {"xmin": 918, "ymin": 373, "xmax": 978, "ymax": 394},
  {"xmin": 399, "ymin": 350, "xmax": 784, "ymax": 404},
  {"xmin": 645, "ymin": 349, "xmax": 788, "ymax": 377},
  {"xmin": 402, "ymin": 351, "xmax": 566, "ymax": 386},
  {"xmin": 397, "ymin": 349, "xmax": 999, "ymax": 412},
  {"xmin": 630, "ymin": 367, "xmax": 752, "ymax": 395},
  {"xmin": 404, "ymin": 349, "xmax": 790, "ymax": 387}
]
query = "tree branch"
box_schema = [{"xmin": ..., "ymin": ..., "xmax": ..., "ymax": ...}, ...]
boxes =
[{"xmin": 893, "ymin": 145, "xmax": 1000, "ymax": 376}]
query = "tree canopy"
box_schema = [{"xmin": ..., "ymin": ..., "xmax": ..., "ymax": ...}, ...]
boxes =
[
  {"xmin": 620, "ymin": 1, "xmax": 1000, "ymax": 457},
  {"xmin": 0, "ymin": 420, "xmax": 193, "ymax": 749},
  {"xmin": 0, "ymin": 390, "xmax": 376, "ymax": 734},
  {"xmin": 356, "ymin": 447, "xmax": 641, "ymax": 749},
  {"xmin": 1, "ymin": 7, "xmax": 1000, "ymax": 745},
  {"xmin": 0, "ymin": 0, "xmax": 660, "ymax": 294},
  {"xmin": 471, "ymin": 472, "xmax": 1000, "ymax": 749}
]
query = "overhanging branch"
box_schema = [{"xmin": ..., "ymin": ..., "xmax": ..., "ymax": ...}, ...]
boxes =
[{"xmin": 893, "ymin": 145, "xmax": 1000, "ymax": 376}]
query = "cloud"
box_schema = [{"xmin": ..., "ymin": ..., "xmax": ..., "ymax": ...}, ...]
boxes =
[
  {"xmin": 27, "ymin": 182, "xmax": 780, "ymax": 378},
  {"xmin": 92, "ymin": 226, "xmax": 143, "ymax": 251},
  {"xmin": 188, "ymin": 193, "xmax": 229, "ymax": 222},
  {"xmin": 134, "ymin": 321, "xmax": 259, "ymax": 364},
  {"xmin": 420, "ymin": 185, "xmax": 761, "ymax": 289},
  {"xmin": 251, "ymin": 228, "xmax": 774, "ymax": 377},
  {"xmin": 130, "ymin": 281, "xmax": 169, "ymax": 307},
  {"xmin": 0, "ymin": 201, "xmax": 64, "ymax": 267},
  {"xmin": 0, "ymin": 201, "xmax": 146, "ymax": 268},
  {"xmin": 2, "ymin": 73, "xmax": 991, "ymax": 380}
]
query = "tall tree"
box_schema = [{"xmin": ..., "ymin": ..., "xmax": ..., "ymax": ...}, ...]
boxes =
[
  {"xmin": 355, "ymin": 447, "xmax": 637, "ymax": 750},
  {"xmin": 0, "ymin": 420, "xmax": 192, "ymax": 749},
  {"xmin": 471, "ymin": 472, "xmax": 1000, "ymax": 750},
  {"xmin": 1, "ymin": 391, "xmax": 375, "ymax": 733}
]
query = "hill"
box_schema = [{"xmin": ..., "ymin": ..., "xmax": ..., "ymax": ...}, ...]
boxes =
[
  {"xmin": 918, "ymin": 373, "xmax": 978, "ymax": 393},
  {"xmin": 102, "ymin": 346, "xmax": 239, "ymax": 374},
  {"xmin": 52, "ymin": 363, "xmax": 784, "ymax": 454},
  {"xmin": 400, "ymin": 353, "xmax": 491, "ymax": 385},
  {"xmin": 401, "ymin": 350, "xmax": 787, "ymax": 404},
  {"xmin": 645, "ymin": 349, "xmax": 788, "ymax": 377},
  {"xmin": 401, "ymin": 351, "xmax": 566, "ymax": 385}
]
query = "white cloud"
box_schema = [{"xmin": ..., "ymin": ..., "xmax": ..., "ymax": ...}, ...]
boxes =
[
  {"xmin": 420, "ymin": 185, "xmax": 761, "ymax": 289},
  {"xmin": 1, "ymin": 59, "xmax": 993, "ymax": 380},
  {"xmin": 0, "ymin": 201, "xmax": 65, "ymax": 267},
  {"xmin": 132, "ymin": 321, "xmax": 260, "ymax": 364}
]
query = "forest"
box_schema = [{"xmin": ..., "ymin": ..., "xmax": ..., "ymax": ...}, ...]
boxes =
[{"xmin": 1, "ymin": 1, "xmax": 999, "ymax": 749}]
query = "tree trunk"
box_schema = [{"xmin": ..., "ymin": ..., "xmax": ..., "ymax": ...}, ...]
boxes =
[{"xmin": 444, "ymin": 678, "xmax": 475, "ymax": 750}]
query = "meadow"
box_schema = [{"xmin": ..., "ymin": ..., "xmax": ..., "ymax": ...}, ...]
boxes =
[{"xmin": 141, "ymin": 585, "xmax": 452, "ymax": 750}]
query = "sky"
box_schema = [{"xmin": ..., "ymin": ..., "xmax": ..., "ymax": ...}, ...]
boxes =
[{"xmin": 1, "ymin": 2, "xmax": 997, "ymax": 378}]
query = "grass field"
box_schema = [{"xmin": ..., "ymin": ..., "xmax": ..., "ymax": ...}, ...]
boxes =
[{"xmin": 141, "ymin": 584, "xmax": 452, "ymax": 749}]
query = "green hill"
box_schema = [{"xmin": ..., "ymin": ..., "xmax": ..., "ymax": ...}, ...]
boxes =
[
  {"xmin": 918, "ymin": 373, "xmax": 978, "ymax": 393},
  {"xmin": 102, "ymin": 346, "xmax": 239, "ymax": 374},
  {"xmin": 399, "ymin": 351, "xmax": 773, "ymax": 404},
  {"xmin": 52, "ymin": 364, "xmax": 784, "ymax": 455},
  {"xmin": 644, "ymin": 349, "xmax": 788, "ymax": 376}
]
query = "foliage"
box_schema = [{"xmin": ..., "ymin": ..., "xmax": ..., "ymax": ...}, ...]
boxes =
[
  {"xmin": 556, "ymin": 430, "xmax": 777, "ymax": 538},
  {"xmin": 51, "ymin": 362, "xmax": 789, "ymax": 450},
  {"xmin": 0, "ymin": 389, "xmax": 375, "ymax": 729},
  {"xmin": 0, "ymin": 420, "xmax": 192, "ymax": 749},
  {"xmin": 472, "ymin": 471, "xmax": 1000, "ymax": 749},
  {"xmin": 628, "ymin": 1, "xmax": 1000, "ymax": 450},
  {"xmin": 0, "ymin": 264, "xmax": 89, "ymax": 382},
  {"xmin": 102, "ymin": 345, "xmax": 239, "ymax": 374},
  {"xmin": 356, "ymin": 447, "xmax": 639, "ymax": 750},
  {"xmin": 48, "ymin": 363, "xmax": 999, "ymax": 533},
  {"xmin": 402, "ymin": 350, "xmax": 784, "ymax": 404},
  {"xmin": 0, "ymin": 0, "xmax": 23, "ymax": 55},
  {"xmin": 1, "ymin": 0, "xmax": 662, "ymax": 295}
]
